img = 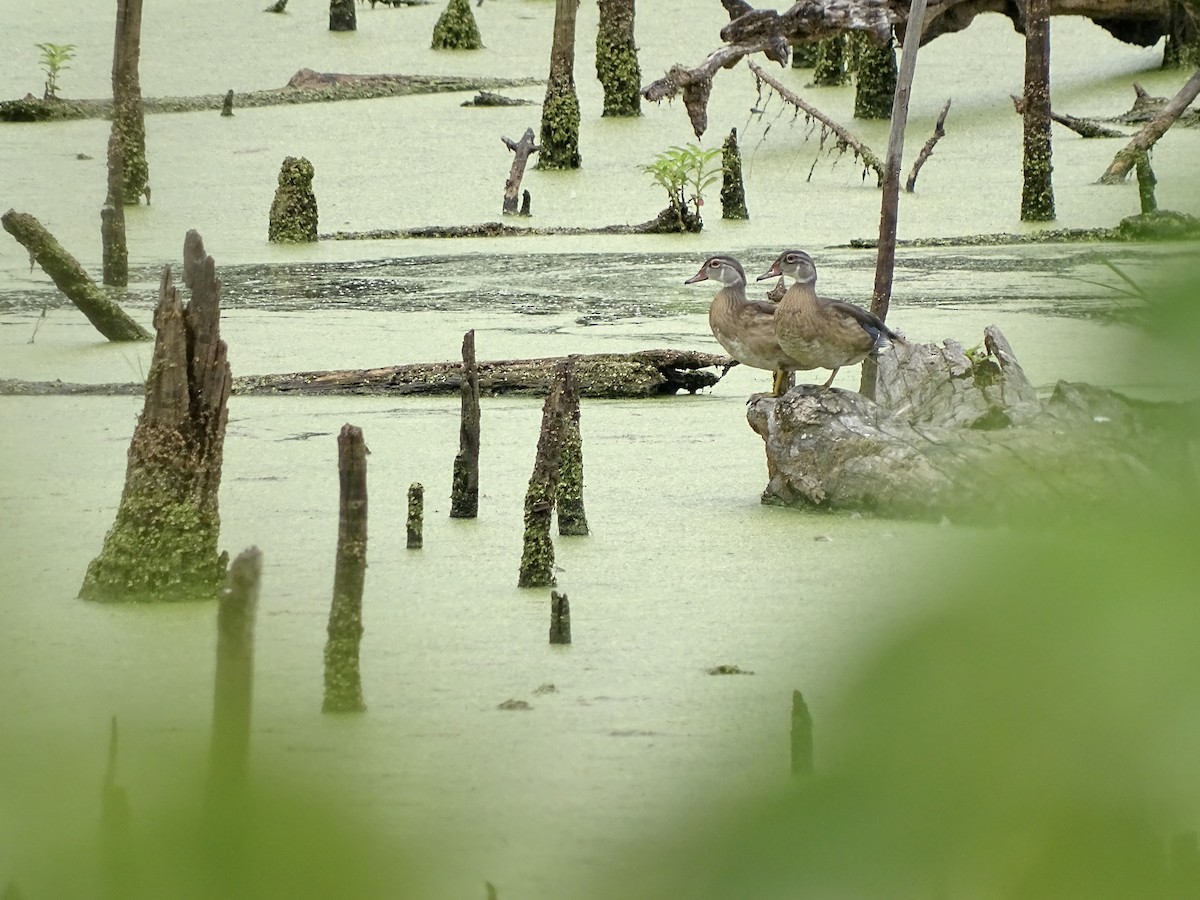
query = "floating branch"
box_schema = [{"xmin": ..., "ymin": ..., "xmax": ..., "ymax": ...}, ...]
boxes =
[
  {"xmin": 747, "ymin": 60, "xmax": 884, "ymax": 185},
  {"xmin": 905, "ymin": 98, "xmax": 951, "ymax": 192}
]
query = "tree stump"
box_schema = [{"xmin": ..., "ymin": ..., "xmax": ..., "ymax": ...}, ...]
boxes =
[
  {"xmin": 323, "ymin": 424, "xmax": 368, "ymax": 713},
  {"xmin": 268, "ymin": 156, "xmax": 318, "ymax": 243},
  {"xmin": 450, "ymin": 330, "xmax": 481, "ymax": 517},
  {"xmin": 112, "ymin": 0, "xmax": 150, "ymax": 205},
  {"xmin": 329, "ymin": 0, "xmax": 357, "ymax": 31},
  {"xmin": 80, "ymin": 231, "xmax": 231, "ymax": 602},
  {"xmin": 1020, "ymin": 0, "xmax": 1056, "ymax": 221},
  {"xmin": 502, "ymin": 129, "xmax": 540, "ymax": 216},
  {"xmin": 549, "ymin": 591, "xmax": 571, "ymax": 644},
  {"xmin": 555, "ymin": 364, "xmax": 588, "ymax": 536},
  {"xmin": 852, "ymin": 31, "xmax": 896, "ymax": 119},
  {"xmin": 538, "ymin": 0, "xmax": 581, "ymax": 169},
  {"xmin": 431, "ymin": 0, "xmax": 482, "ymax": 49},
  {"xmin": 720, "ymin": 127, "xmax": 749, "ymax": 220},
  {"xmin": 517, "ymin": 364, "xmax": 570, "ymax": 588},
  {"xmin": 102, "ymin": 128, "xmax": 128, "ymax": 286},
  {"xmin": 407, "ymin": 482, "xmax": 424, "ymax": 549},
  {"xmin": 748, "ymin": 326, "xmax": 1183, "ymax": 522},
  {"xmin": 596, "ymin": 0, "xmax": 641, "ymax": 117}
]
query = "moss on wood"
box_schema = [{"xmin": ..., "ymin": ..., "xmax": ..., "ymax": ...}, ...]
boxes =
[
  {"xmin": 812, "ymin": 35, "xmax": 848, "ymax": 87},
  {"xmin": 431, "ymin": 0, "xmax": 482, "ymax": 49},
  {"xmin": 538, "ymin": 81, "xmax": 581, "ymax": 169},
  {"xmin": 596, "ymin": 0, "xmax": 641, "ymax": 117},
  {"xmin": 852, "ymin": 32, "xmax": 896, "ymax": 120},
  {"xmin": 720, "ymin": 127, "xmax": 749, "ymax": 220},
  {"xmin": 268, "ymin": 156, "xmax": 318, "ymax": 243}
]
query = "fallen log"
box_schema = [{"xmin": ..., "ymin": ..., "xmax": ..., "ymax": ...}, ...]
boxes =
[
  {"xmin": 1099, "ymin": 65, "xmax": 1200, "ymax": 183},
  {"xmin": 747, "ymin": 325, "xmax": 1189, "ymax": 521},
  {"xmin": 1, "ymin": 209, "xmax": 150, "ymax": 341}
]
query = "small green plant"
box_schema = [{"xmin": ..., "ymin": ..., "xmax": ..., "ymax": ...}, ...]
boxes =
[
  {"xmin": 35, "ymin": 42, "xmax": 76, "ymax": 100},
  {"xmin": 640, "ymin": 144, "xmax": 723, "ymax": 233}
]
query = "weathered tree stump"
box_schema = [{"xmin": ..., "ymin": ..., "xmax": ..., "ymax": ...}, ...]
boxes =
[
  {"xmin": 80, "ymin": 231, "xmax": 231, "ymax": 602},
  {"xmin": 538, "ymin": 0, "xmax": 581, "ymax": 170},
  {"xmin": 549, "ymin": 590, "xmax": 571, "ymax": 644},
  {"xmin": 268, "ymin": 156, "xmax": 318, "ymax": 243},
  {"xmin": 518, "ymin": 364, "xmax": 570, "ymax": 588},
  {"xmin": 220, "ymin": 89, "xmax": 234, "ymax": 116},
  {"xmin": 749, "ymin": 326, "xmax": 1184, "ymax": 521},
  {"xmin": 2, "ymin": 209, "xmax": 149, "ymax": 340},
  {"xmin": 450, "ymin": 330, "xmax": 481, "ymax": 517},
  {"xmin": 790, "ymin": 689, "xmax": 814, "ymax": 777},
  {"xmin": 813, "ymin": 34, "xmax": 849, "ymax": 86},
  {"xmin": 1021, "ymin": 0, "xmax": 1056, "ymax": 221},
  {"xmin": 207, "ymin": 547, "xmax": 262, "ymax": 806},
  {"xmin": 720, "ymin": 127, "xmax": 749, "ymax": 220},
  {"xmin": 431, "ymin": 0, "xmax": 482, "ymax": 49},
  {"xmin": 112, "ymin": 0, "xmax": 150, "ymax": 205},
  {"xmin": 407, "ymin": 482, "xmax": 424, "ymax": 549},
  {"xmin": 329, "ymin": 0, "xmax": 357, "ymax": 31},
  {"xmin": 502, "ymin": 129, "xmax": 540, "ymax": 216},
  {"xmin": 596, "ymin": 0, "xmax": 642, "ymax": 117},
  {"xmin": 323, "ymin": 424, "xmax": 368, "ymax": 713},
  {"xmin": 555, "ymin": 365, "xmax": 588, "ymax": 536},
  {"xmin": 852, "ymin": 31, "xmax": 896, "ymax": 119},
  {"xmin": 101, "ymin": 129, "xmax": 128, "ymax": 287}
]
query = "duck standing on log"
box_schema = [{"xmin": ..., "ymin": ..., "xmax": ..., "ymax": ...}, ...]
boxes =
[
  {"xmin": 758, "ymin": 249, "xmax": 905, "ymax": 389},
  {"xmin": 685, "ymin": 254, "xmax": 810, "ymax": 396}
]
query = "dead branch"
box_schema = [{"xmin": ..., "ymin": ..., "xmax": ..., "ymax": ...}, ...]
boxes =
[
  {"xmin": 1009, "ymin": 93, "xmax": 1125, "ymax": 138},
  {"xmin": 1099, "ymin": 65, "xmax": 1200, "ymax": 183},
  {"xmin": 748, "ymin": 59, "xmax": 884, "ymax": 185},
  {"xmin": 905, "ymin": 98, "xmax": 951, "ymax": 191}
]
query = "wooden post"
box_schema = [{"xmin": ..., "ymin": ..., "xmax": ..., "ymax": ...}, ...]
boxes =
[
  {"xmin": 207, "ymin": 548, "xmax": 262, "ymax": 802},
  {"xmin": 3, "ymin": 210, "xmax": 148, "ymax": 341},
  {"xmin": 555, "ymin": 364, "xmax": 588, "ymax": 536},
  {"xmin": 324, "ymin": 425, "xmax": 367, "ymax": 713},
  {"xmin": 220, "ymin": 89, "xmax": 234, "ymax": 116},
  {"xmin": 861, "ymin": 0, "xmax": 928, "ymax": 399},
  {"xmin": 80, "ymin": 231, "xmax": 230, "ymax": 603},
  {"xmin": 329, "ymin": 0, "xmax": 357, "ymax": 31},
  {"xmin": 517, "ymin": 365, "xmax": 569, "ymax": 588},
  {"xmin": 502, "ymin": 129, "xmax": 540, "ymax": 215},
  {"xmin": 596, "ymin": 0, "xmax": 641, "ymax": 117},
  {"xmin": 450, "ymin": 329, "xmax": 481, "ymax": 517},
  {"xmin": 720, "ymin": 127, "xmax": 749, "ymax": 220},
  {"xmin": 112, "ymin": 0, "xmax": 149, "ymax": 205},
  {"xmin": 101, "ymin": 128, "xmax": 127, "ymax": 287},
  {"xmin": 407, "ymin": 482, "xmax": 424, "ymax": 549},
  {"xmin": 549, "ymin": 590, "xmax": 571, "ymax": 644},
  {"xmin": 537, "ymin": 0, "xmax": 581, "ymax": 169},
  {"xmin": 1020, "ymin": 0, "xmax": 1056, "ymax": 221},
  {"xmin": 790, "ymin": 689, "xmax": 813, "ymax": 777}
]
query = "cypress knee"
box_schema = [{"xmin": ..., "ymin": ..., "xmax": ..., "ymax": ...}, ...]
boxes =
[{"xmin": 268, "ymin": 156, "xmax": 318, "ymax": 243}]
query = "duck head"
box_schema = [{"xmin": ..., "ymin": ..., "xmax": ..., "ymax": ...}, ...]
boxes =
[
  {"xmin": 758, "ymin": 250, "xmax": 817, "ymax": 286},
  {"xmin": 685, "ymin": 255, "xmax": 747, "ymax": 288}
]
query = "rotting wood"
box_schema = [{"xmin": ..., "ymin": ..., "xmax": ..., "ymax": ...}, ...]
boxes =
[
  {"xmin": 324, "ymin": 424, "xmax": 368, "ymax": 714},
  {"xmin": 407, "ymin": 483, "xmax": 424, "ymax": 548},
  {"xmin": 905, "ymin": 98, "xmax": 951, "ymax": 191},
  {"xmin": 538, "ymin": 0, "xmax": 582, "ymax": 169},
  {"xmin": 748, "ymin": 60, "xmax": 884, "ymax": 185},
  {"xmin": 101, "ymin": 129, "xmax": 128, "ymax": 287},
  {"xmin": 1099, "ymin": 64, "xmax": 1200, "ymax": 183},
  {"xmin": 549, "ymin": 591, "xmax": 571, "ymax": 644},
  {"xmin": 79, "ymin": 231, "xmax": 231, "ymax": 602},
  {"xmin": 518, "ymin": 364, "xmax": 570, "ymax": 588},
  {"xmin": 555, "ymin": 364, "xmax": 589, "ymax": 536},
  {"xmin": 502, "ymin": 128, "xmax": 540, "ymax": 215},
  {"xmin": 1010, "ymin": 93, "xmax": 1126, "ymax": 138},
  {"xmin": 450, "ymin": 330, "xmax": 481, "ymax": 517},
  {"xmin": 112, "ymin": 0, "xmax": 149, "ymax": 205},
  {"xmin": 1020, "ymin": 0, "xmax": 1056, "ymax": 222},
  {"xmin": 2, "ymin": 209, "xmax": 149, "ymax": 341}
]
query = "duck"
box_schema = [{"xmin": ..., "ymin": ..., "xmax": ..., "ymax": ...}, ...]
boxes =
[
  {"xmin": 685, "ymin": 254, "xmax": 811, "ymax": 396},
  {"xmin": 757, "ymin": 249, "xmax": 904, "ymax": 389}
]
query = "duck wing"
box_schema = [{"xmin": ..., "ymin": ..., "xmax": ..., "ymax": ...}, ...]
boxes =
[{"xmin": 827, "ymin": 300, "xmax": 905, "ymax": 346}]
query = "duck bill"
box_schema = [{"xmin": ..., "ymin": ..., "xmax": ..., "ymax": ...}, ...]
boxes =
[
  {"xmin": 756, "ymin": 263, "xmax": 782, "ymax": 282},
  {"xmin": 684, "ymin": 267, "xmax": 709, "ymax": 285}
]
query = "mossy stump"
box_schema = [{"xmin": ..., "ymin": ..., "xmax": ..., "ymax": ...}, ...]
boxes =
[
  {"xmin": 407, "ymin": 483, "xmax": 424, "ymax": 549},
  {"xmin": 450, "ymin": 330, "xmax": 481, "ymax": 517},
  {"xmin": 596, "ymin": 0, "xmax": 641, "ymax": 117},
  {"xmin": 431, "ymin": 0, "xmax": 482, "ymax": 50},
  {"xmin": 720, "ymin": 127, "xmax": 749, "ymax": 220},
  {"xmin": 113, "ymin": 0, "xmax": 150, "ymax": 205},
  {"xmin": 555, "ymin": 368, "xmax": 588, "ymax": 536},
  {"xmin": 518, "ymin": 364, "xmax": 571, "ymax": 588},
  {"xmin": 268, "ymin": 156, "xmax": 318, "ymax": 243},
  {"xmin": 79, "ymin": 231, "xmax": 231, "ymax": 602},
  {"xmin": 323, "ymin": 424, "xmax": 368, "ymax": 713},
  {"xmin": 549, "ymin": 591, "xmax": 571, "ymax": 644},
  {"xmin": 329, "ymin": 0, "xmax": 357, "ymax": 31},
  {"xmin": 852, "ymin": 32, "xmax": 896, "ymax": 120},
  {"xmin": 812, "ymin": 35, "xmax": 848, "ymax": 87},
  {"xmin": 538, "ymin": 82, "xmax": 581, "ymax": 170}
]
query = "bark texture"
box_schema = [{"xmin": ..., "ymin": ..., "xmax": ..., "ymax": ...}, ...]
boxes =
[
  {"xmin": 538, "ymin": 0, "xmax": 582, "ymax": 169},
  {"xmin": 80, "ymin": 232, "xmax": 231, "ymax": 602},
  {"xmin": 502, "ymin": 129, "xmax": 540, "ymax": 215},
  {"xmin": 431, "ymin": 0, "xmax": 482, "ymax": 48},
  {"xmin": 112, "ymin": 0, "xmax": 149, "ymax": 205},
  {"xmin": 102, "ymin": 128, "xmax": 128, "ymax": 286},
  {"xmin": 852, "ymin": 31, "xmax": 897, "ymax": 118},
  {"xmin": 518, "ymin": 365, "xmax": 570, "ymax": 588},
  {"xmin": 450, "ymin": 330, "xmax": 481, "ymax": 517},
  {"xmin": 596, "ymin": 0, "xmax": 642, "ymax": 116},
  {"xmin": 1098, "ymin": 65, "xmax": 1200, "ymax": 183},
  {"xmin": 268, "ymin": 156, "xmax": 318, "ymax": 243},
  {"xmin": 555, "ymin": 367, "xmax": 588, "ymax": 536},
  {"xmin": 323, "ymin": 424, "xmax": 368, "ymax": 713},
  {"xmin": 1020, "ymin": 0, "xmax": 1057, "ymax": 221},
  {"xmin": 720, "ymin": 127, "xmax": 750, "ymax": 219},
  {"xmin": 2, "ymin": 210, "xmax": 149, "ymax": 341}
]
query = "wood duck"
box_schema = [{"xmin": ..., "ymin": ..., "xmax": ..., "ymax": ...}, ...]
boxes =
[
  {"xmin": 758, "ymin": 249, "xmax": 904, "ymax": 389},
  {"xmin": 685, "ymin": 255, "xmax": 812, "ymax": 396}
]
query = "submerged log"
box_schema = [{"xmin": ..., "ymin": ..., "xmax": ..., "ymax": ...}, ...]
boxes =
[
  {"xmin": 2, "ymin": 209, "xmax": 149, "ymax": 341},
  {"xmin": 748, "ymin": 326, "xmax": 1185, "ymax": 521},
  {"xmin": 80, "ymin": 231, "xmax": 231, "ymax": 601},
  {"xmin": 233, "ymin": 348, "xmax": 732, "ymax": 398}
]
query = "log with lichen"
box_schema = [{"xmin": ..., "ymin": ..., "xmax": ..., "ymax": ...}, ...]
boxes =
[
  {"xmin": 80, "ymin": 231, "xmax": 231, "ymax": 602},
  {"xmin": 518, "ymin": 363, "xmax": 571, "ymax": 588},
  {"xmin": 747, "ymin": 326, "xmax": 1189, "ymax": 521},
  {"xmin": 268, "ymin": 156, "xmax": 318, "ymax": 243}
]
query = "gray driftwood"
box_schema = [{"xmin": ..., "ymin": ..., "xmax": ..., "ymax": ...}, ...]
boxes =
[{"xmin": 748, "ymin": 326, "xmax": 1185, "ymax": 521}]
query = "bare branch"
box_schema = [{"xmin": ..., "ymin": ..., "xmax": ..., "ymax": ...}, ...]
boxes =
[{"xmin": 905, "ymin": 98, "xmax": 951, "ymax": 192}]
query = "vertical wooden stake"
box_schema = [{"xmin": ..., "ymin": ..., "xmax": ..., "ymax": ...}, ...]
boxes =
[
  {"xmin": 790, "ymin": 689, "xmax": 813, "ymax": 777},
  {"xmin": 407, "ymin": 482, "xmax": 424, "ymax": 549},
  {"xmin": 450, "ymin": 330, "xmax": 481, "ymax": 518},
  {"xmin": 207, "ymin": 547, "xmax": 262, "ymax": 802},
  {"xmin": 220, "ymin": 89, "xmax": 234, "ymax": 116},
  {"xmin": 323, "ymin": 426, "xmax": 367, "ymax": 713},
  {"xmin": 518, "ymin": 365, "xmax": 569, "ymax": 588},
  {"xmin": 556, "ymin": 364, "xmax": 588, "ymax": 536},
  {"xmin": 549, "ymin": 590, "xmax": 571, "ymax": 644}
]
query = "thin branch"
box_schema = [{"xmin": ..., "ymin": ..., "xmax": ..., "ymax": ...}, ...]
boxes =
[
  {"xmin": 905, "ymin": 98, "xmax": 951, "ymax": 191},
  {"xmin": 1009, "ymin": 93, "xmax": 1125, "ymax": 138},
  {"xmin": 1099, "ymin": 65, "xmax": 1200, "ymax": 183}
]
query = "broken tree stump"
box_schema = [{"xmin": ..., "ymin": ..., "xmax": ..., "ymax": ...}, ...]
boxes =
[
  {"xmin": 80, "ymin": 231, "xmax": 230, "ymax": 602},
  {"xmin": 549, "ymin": 590, "xmax": 571, "ymax": 644},
  {"xmin": 2, "ymin": 209, "xmax": 149, "ymax": 341},
  {"xmin": 555, "ymin": 365, "xmax": 588, "ymax": 536},
  {"xmin": 221, "ymin": 89, "xmax": 234, "ymax": 116},
  {"xmin": 502, "ymin": 128, "xmax": 540, "ymax": 215},
  {"xmin": 450, "ymin": 330, "xmax": 481, "ymax": 517},
  {"xmin": 720, "ymin": 127, "xmax": 749, "ymax": 220},
  {"xmin": 324, "ymin": 424, "xmax": 368, "ymax": 713},
  {"xmin": 206, "ymin": 547, "xmax": 262, "ymax": 811},
  {"xmin": 407, "ymin": 482, "xmax": 424, "ymax": 549},
  {"xmin": 267, "ymin": 156, "xmax": 318, "ymax": 243},
  {"xmin": 102, "ymin": 128, "xmax": 128, "ymax": 286},
  {"xmin": 748, "ymin": 326, "xmax": 1184, "ymax": 521},
  {"xmin": 518, "ymin": 364, "xmax": 569, "ymax": 588}
]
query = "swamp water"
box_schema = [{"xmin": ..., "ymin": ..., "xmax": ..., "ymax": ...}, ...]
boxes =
[{"xmin": 2, "ymin": 2, "xmax": 1200, "ymax": 897}]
